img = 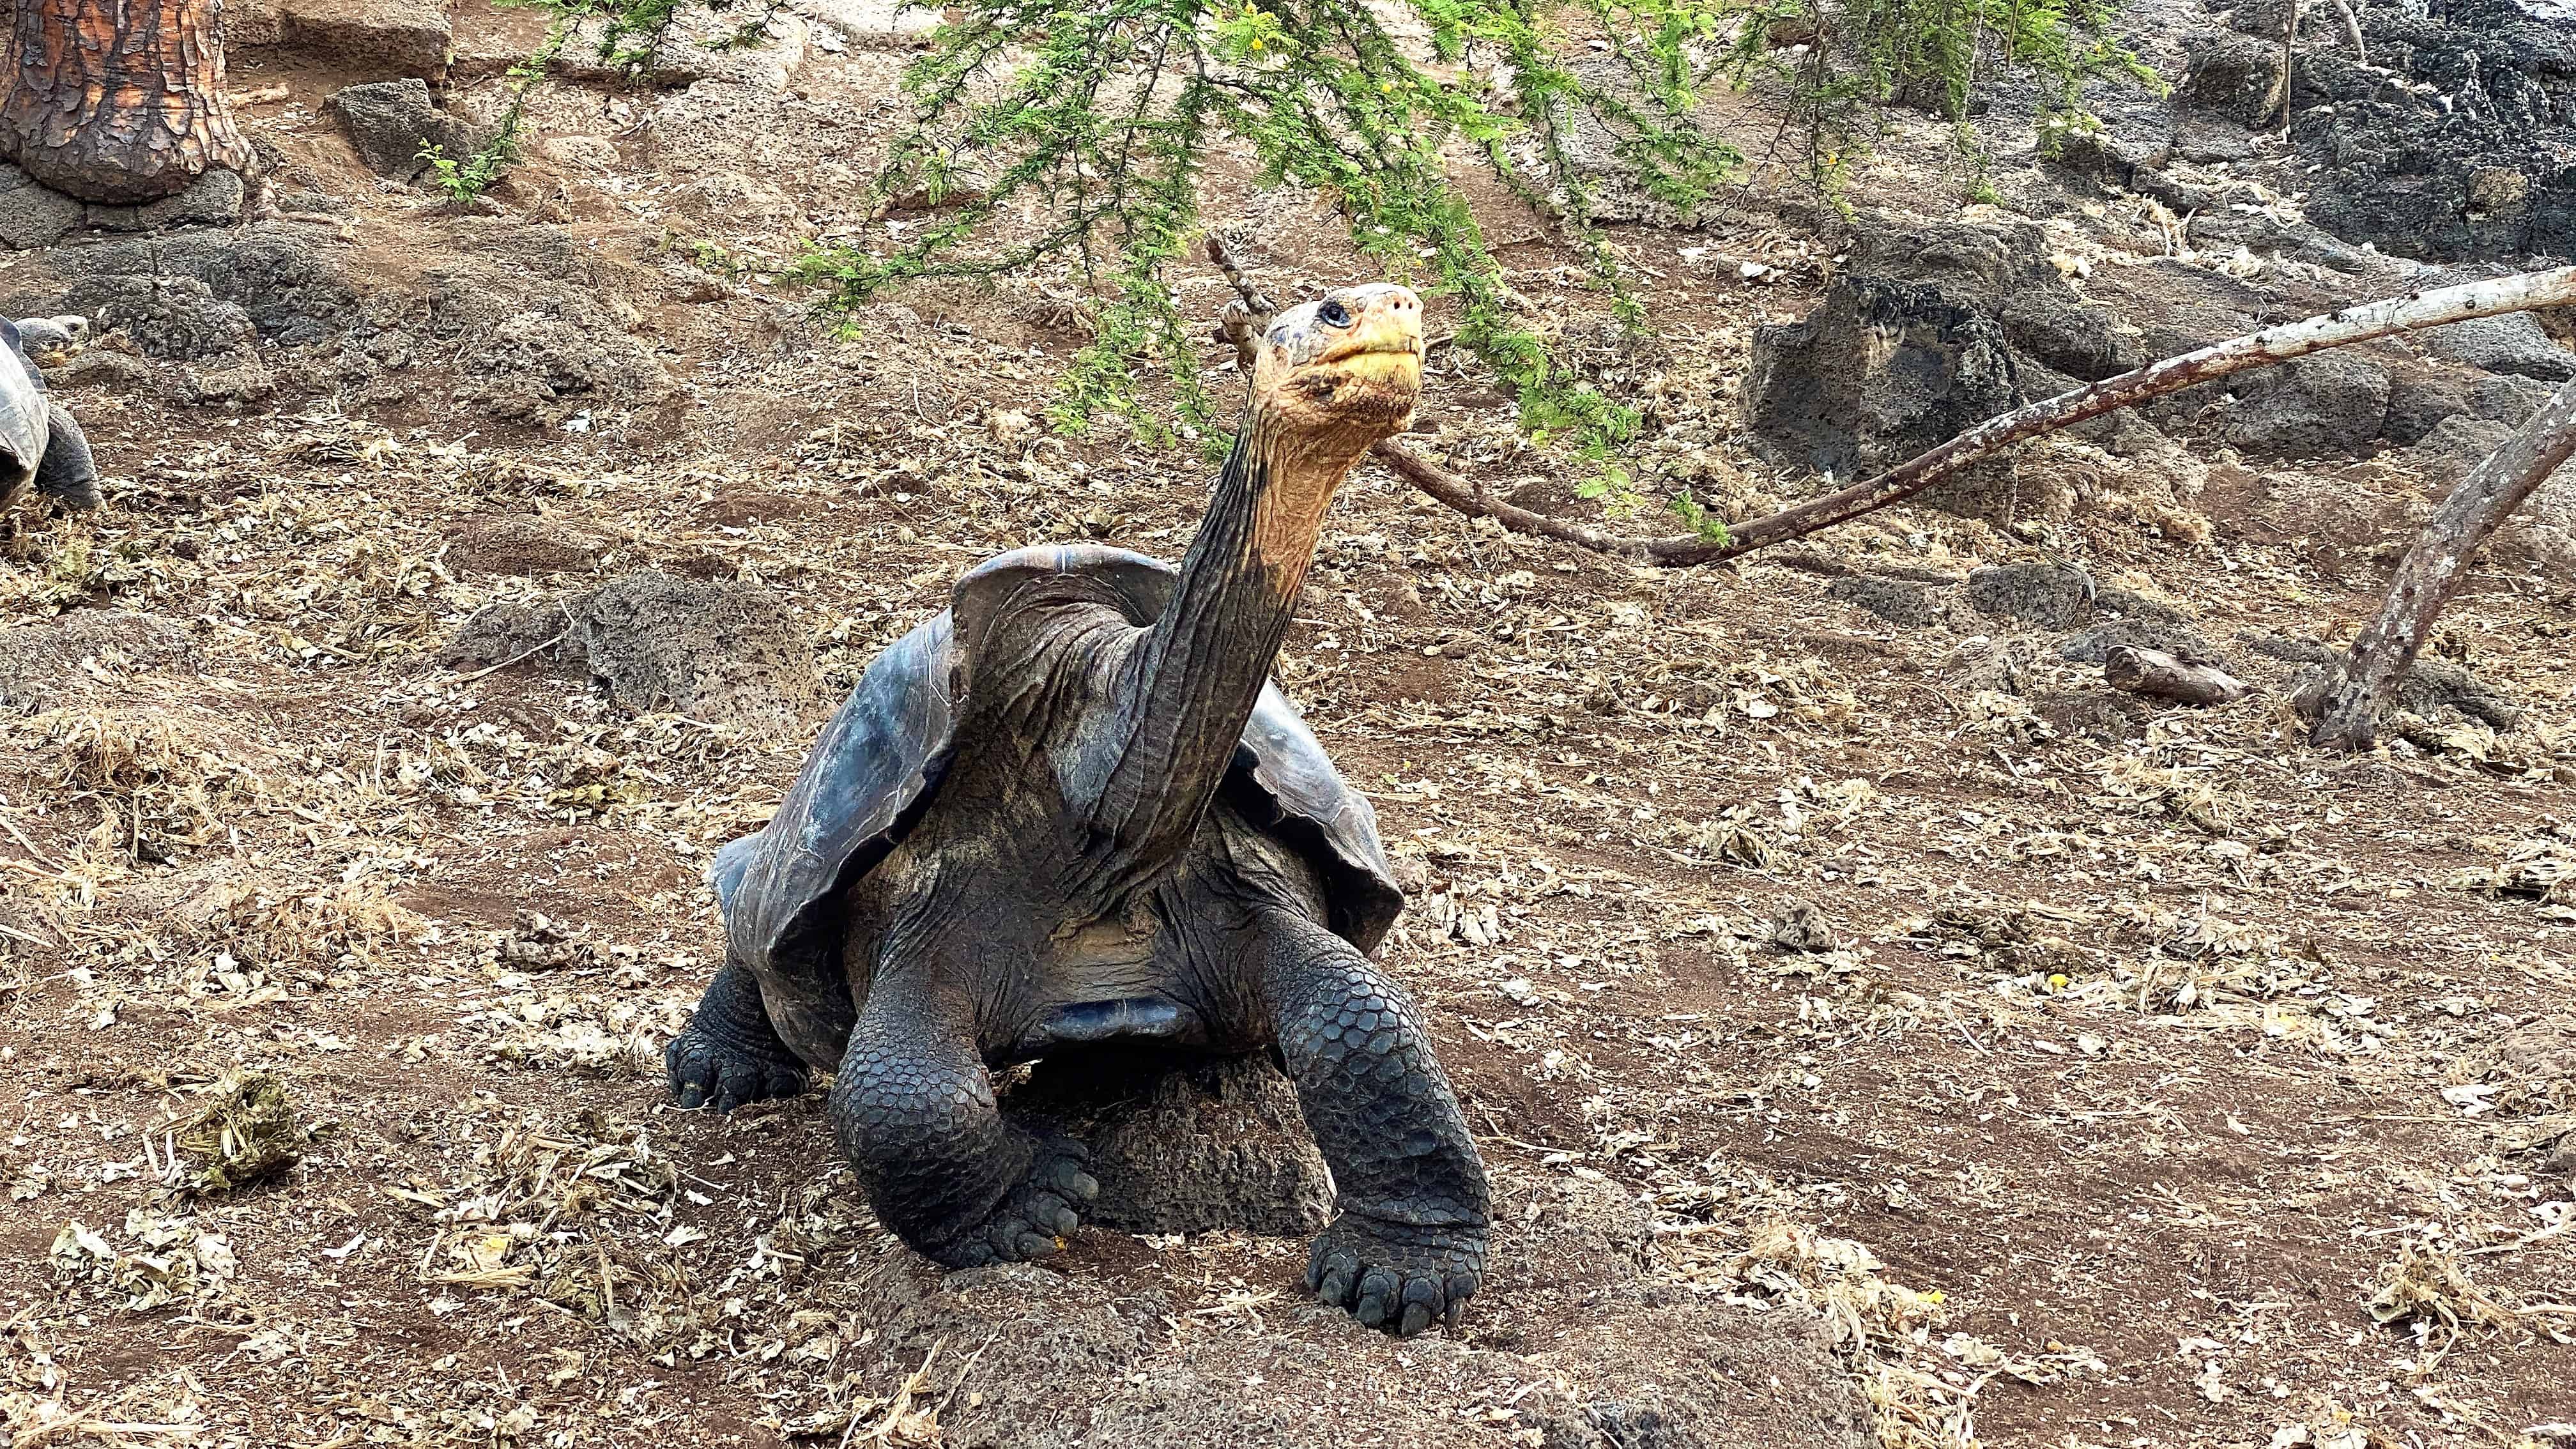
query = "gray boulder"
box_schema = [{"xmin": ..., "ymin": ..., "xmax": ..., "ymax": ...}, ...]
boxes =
[
  {"xmin": 87, "ymin": 169, "xmax": 247, "ymax": 233},
  {"xmin": 280, "ymin": 0, "xmax": 451, "ymax": 79},
  {"xmin": 2180, "ymin": 35, "xmax": 2285, "ymax": 128},
  {"xmin": 325, "ymin": 79, "xmax": 490, "ymax": 180},
  {"xmin": 1741, "ymin": 273, "xmax": 2020, "ymax": 480},
  {"xmin": 0, "ymin": 165, "xmax": 82, "ymax": 250},
  {"xmin": 2423, "ymin": 312, "xmax": 2576, "ymax": 383},
  {"xmin": 2381, "ymin": 368, "xmax": 2471, "ymax": 446},
  {"xmin": 2411, "ymin": 413, "xmax": 2516, "ymax": 486},
  {"xmin": 61, "ymin": 273, "xmax": 258, "ymax": 364},
  {"xmin": 1740, "ymin": 214, "xmax": 2150, "ymax": 517},
  {"xmin": 2213, "ymin": 352, "xmax": 2390, "ymax": 458}
]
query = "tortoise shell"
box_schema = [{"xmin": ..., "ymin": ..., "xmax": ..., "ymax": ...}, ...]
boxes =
[
  {"xmin": 712, "ymin": 544, "xmax": 1403, "ymax": 1004},
  {"xmin": 0, "ymin": 321, "xmax": 52, "ymax": 501}
]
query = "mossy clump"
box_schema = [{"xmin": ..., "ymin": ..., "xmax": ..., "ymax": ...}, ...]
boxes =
[{"xmin": 174, "ymin": 1070, "xmax": 303, "ymax": 1193}]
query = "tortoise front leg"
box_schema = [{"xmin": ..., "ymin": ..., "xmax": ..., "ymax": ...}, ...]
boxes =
[
  {"xmin": 33, "ymin": 401, "xmax": 101, "ymax": 512},
  {"xmin": 828, "ymin": 985, "xmax": 1098, "ymax": 1266},
  {"xmin": 1260, "ymin": 912, "xmax": 1490, "ymax": 1337}
]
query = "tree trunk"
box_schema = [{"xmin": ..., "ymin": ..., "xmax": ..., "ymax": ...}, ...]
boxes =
[
  {"xmin": 2307, "ymin": 377, "xmax": 2576, "ymax": 751},
  {"xmin": 1, "ymin": 0, "xmax": 254, "ymax": 204}
]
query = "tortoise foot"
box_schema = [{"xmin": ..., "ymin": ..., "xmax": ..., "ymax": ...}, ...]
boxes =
[
  {"xmin": 666, "ymin": 963, "xmax": 808, "ymax": 1112},
  {"xmin": 921, "ymin": 1138, "xmax": 1099, "ymax": 1268},
  {"xmin": 1307, "ymin": 1213, "xmax": 1485, "ymax": 1338},
  {"xmin": 666, "ymin": 1025, "xmax": 808, "ymax": 1112}
]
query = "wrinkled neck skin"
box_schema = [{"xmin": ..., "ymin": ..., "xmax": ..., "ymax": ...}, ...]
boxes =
[{"xmin": 1082, "ymin": 399, "xmax": 1380, "ymax": 877}]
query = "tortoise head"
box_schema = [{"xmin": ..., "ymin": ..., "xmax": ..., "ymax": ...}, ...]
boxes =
[{"xmin": 1248, "ymin": 284, "xmax": 1423, "ymax": 448}]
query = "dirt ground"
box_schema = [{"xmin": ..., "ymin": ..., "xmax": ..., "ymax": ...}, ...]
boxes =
[{"xmin": 2, "ymin": 3, "xmax": 2573, "ymax": 1448}]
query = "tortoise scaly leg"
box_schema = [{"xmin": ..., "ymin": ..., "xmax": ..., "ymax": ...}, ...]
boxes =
[
  {"xmin": 33, "ymin": 402, "xmax": 101, "ymax": 512},
  {"xmin": 827, "ymin": 986, "xmax": 1097, "ymax": 1267},
  {"xmin": 666, "ymin": 962, "xmax": 808, "ymax": 1112},
  {"xmin": 1261, "ymin": 912, "xmax": 1490, "ymax": 1337}
]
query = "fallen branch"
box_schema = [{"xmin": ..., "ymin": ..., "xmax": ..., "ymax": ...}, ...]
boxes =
[
  {"xmin": 2307, "ymin": 376, "xmax": 2576, "ymax": 751},
  {"xmin": 2104, "ymin": 646, "xmax": 2246, "ymax": 707},
  {"xmin": 1383, "ymin": 264, "xmax": 2576, "ymax": 567}
]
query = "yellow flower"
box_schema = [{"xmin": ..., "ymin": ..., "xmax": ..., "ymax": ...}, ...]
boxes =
[
  {"xmin": 2046, "ymin": 972, "xmax": 2071, "ymax": 992},
  {"xmin": 1249, "ymin": 36, "xmax": 1264, "ymax": 50}
]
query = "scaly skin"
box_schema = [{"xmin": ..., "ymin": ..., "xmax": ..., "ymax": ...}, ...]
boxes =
[
  {"xmin": 33, "ymin": 401, "xmax": 100, "ymax": 512},
  {"xmin": 826, "ymin": 992, "xmax": 1100, "ymax": 1266},
  {"xmin": 665, "ymin": 962, "xmax": 808, "ymax": 1112},
  {"xmin": 1261, "ymin": 909, "xmax": 1489, "ymax": 1335}
]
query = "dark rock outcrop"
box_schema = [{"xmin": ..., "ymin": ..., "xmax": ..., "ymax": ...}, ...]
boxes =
[
  {"xmin": 325, "ymin": 79, "xmax": 491, "ymax": 181},
  {"xmin": 1740, "ymin": 215, "xmax": 2146, "ymax": 510}
]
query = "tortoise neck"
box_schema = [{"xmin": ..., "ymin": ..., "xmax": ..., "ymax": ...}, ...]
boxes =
[{"xmin": 1082, "ymin": 403, "xmax": 1369, "ymax": 871}]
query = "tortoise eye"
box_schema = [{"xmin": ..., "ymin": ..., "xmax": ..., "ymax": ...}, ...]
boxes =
[{"xmin": 1317, "ymin": 298, "xmax": 1352, "ymax": 328}]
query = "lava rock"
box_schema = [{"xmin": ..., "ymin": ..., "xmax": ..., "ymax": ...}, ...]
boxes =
[
  {"xmin": 1739, "ymin": 213, "xmax": 2153, "ymax": 519},
  {"xmin": 2285, "ymin": 0, "xmax": 2576, "ymax": 263},
  {"xmin": 0, "ymin": 165, "xmax": 82, "ymax": 250},
  {"xmin": 1965, "ymin": 564, "xmax": 2096, "ymax": 630},
  {"xmin": 2411, "ymin": 413, "xmax": 2517, "ymax": 486},
  {"xmin": 279, "ymin": 0, "xmax": 452, "ymax": 79},
  {"xmin": 2058, "ymin": 618, "xmax": 2227, "ymax": 668},
  {"xmin": 2213, "ymin": 352, "xmax": 2390, "ymax": 458},
  {"xmin": 87, "ymin": 168, "xmax": 247, "ymax": 232},
  {"xmin": 2405, "ymin": 656, "xmax": 2518, "ymax": 730},
  {"xmin": 325, "ymin": 79, "xmax": 490, "ymax": 180},
  {"xmin": 1826, "ymin": 574, "xmax": 1937, "ymax": 629},
  {"xmin": 2180, "ymin": 34, "xmax": 2286, "ymax": 128},
  {"xmin": 443, "ymin": 569, "xmax": 817, "ymax": 724},
  {"xmin": 1742, "ymin": 273, "xmax": 2021, "ymax": 480},
  {"xmin": 567, "ymin": 571, "xmax": 816, "ymax": 723},
  {"xmin": 2382, "ymin": 368, "xmax": 2472, "ymax": 446},
  {"xmin": 61, "ymin": 273, "xmax": 259, "ymax": 363},
  {"xmin": 2423, "ymin": 312, "xmax": 2576, "ymax": 383},
  {"xmin": 2472, "ymin": 373, "xmax": 2559, "ymax": 427}
]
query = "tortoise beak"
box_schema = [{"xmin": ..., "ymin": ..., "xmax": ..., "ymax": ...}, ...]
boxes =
[{"xmin": 1315, "ymin": 286, "xmax": 1425, "ymax": 386}]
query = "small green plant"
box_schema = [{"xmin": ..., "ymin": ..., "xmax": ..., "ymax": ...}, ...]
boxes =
[
  {"xmin": 418, "ymin": 3, "xmax": 586, "ymax": 201},
  {"xmin": 418, "ymin": 139, "xmax": 514, "ymax": 202},
  {"xmin": 661, "ymin": 231, "xmax": 747, "ymax": 277}
]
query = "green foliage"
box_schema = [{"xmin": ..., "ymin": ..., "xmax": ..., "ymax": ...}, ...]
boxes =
[
  {"xmin": 418, "ymin": 141, "xmax": 512, "ymax": 203},
  {"xmin": 778, "ymin": 0, "xmax": 1744, "ymax": 454},
  {"xmin": 417, "ymin": 15, "xmax": 571, "ymax": 201},
  {"xmin": 661, "ymin": 231, "xmax": 748, "ymax": 277},
  {"xmin": 1726, "ymin": 0, "xmax": 2157, "ymax": 178}
]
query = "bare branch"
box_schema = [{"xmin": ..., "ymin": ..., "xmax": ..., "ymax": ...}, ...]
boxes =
[
  {"xmin": 1390, "ymin": 265, "xmax": 2576, "ymax": 569},
  {"xmin": 2307, "ymin": 376, "xmax": 2576, "ymax": 750},
  {"xmin": 1206, "ymin": 234, "xmax": 1274, "ymax": 371}
]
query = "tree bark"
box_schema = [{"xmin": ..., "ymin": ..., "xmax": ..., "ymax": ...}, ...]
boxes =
[
  {"xmin": 2280, "ymin": 0, "xmax": 2301, "ymax": 132},
  {"xmin": 1, "ymin": 0, "xmax": 254, "ymax": 204},
  {"xmin": 1384, "ymin": 265, "xmax": 2576, "ymax": 568},
  {"xmin": 2104, "ymin": 646, "xmax": 2246, "ymax": 707},
  {"xmin": 2306, "ymin": 377, "xmax": 2576, "ymax": 751}
]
